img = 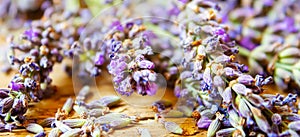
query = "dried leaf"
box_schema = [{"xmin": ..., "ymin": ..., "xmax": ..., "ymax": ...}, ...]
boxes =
[
  {"xmin": 60, "ymin": 128, "xmax": 82, "ymax": 137},
  {"xmin": 48, "ymin": 128, "xmax": 61, "ymax": 137},
  {"xmin": 87, "ymin": 96, "xmax": 121, "ymax": 108},
  {"xmin": 281, "ymin": 113, "xmax": 300, "ymax": 121},
  {"xmin": 95, "ymin": 113, "xmax": 130, "ymax": 124},
  {"xmin": 62, "ymin": 98, "xmax": 74, "ymax": 114},
  {"xmin": 288, "ymin": 121, "xmax": 300, "ymax": 131},
  {"xmin": 55, "ymin": 121, "xmax": 72, "ymax": 133},
  {"xmin": 88, "ymin": 108, "xmax": 109, "ymax": 117},
  {"xmin": 207, "ymin": 118, "xmax": 221, "ymax": 137},
  {"xmin": 91, "ymin": 126, "xmax": 101, "ymax": 137},
  {"xmin": 239, "ymin": 98, "xmax": 250, "ymax": 118},
  {"xmin": 216, "ymin": 128, "xmax": 235, "ymax": 137},
  {"xmin": 220, "ymin": 87, "xmax": 232, "ymax": 104},
  {"xmin": 109, "ymin": 119, "xmax": 131, "ymax": 129},
  {"xmin": 200, "ymin": 109, "xmax": 215, "ymax": 119},
  {"xmin": 62, "ymin": 119, "xmax": 87, "ymax": 128},
  {"xmin": 73, "ymin": 105, "xmax": 88, "ymax": 115},
  {"xmin": 232, "ymin": 83, "xmax": 247, "ymax": 96},
  {"xmin": 33, "ymin": 132, "xmax": 46, "ymax": 137},
  {"xmin": 228, "ymin": 108, "xmax": 240, "ymax": 128},
  {"xmin": 248, "ymin": 104, "xmax": 271, "ymax": 133},
  {"xmin": 164, "ymin": 121, "xmax": 183, "ymax": 135},
  {"xmin": 26, "ymin": 123, "xmax": 44, "ymax": 134},
  {"xmin": 76, "ymin": 85, "xmax": 90, "ymax": 101},
  {"xmin": 279, "ymin": 47, "xmax": 300, "ymax": 58},
  {"xmin": 39, "ymin": 117, "xmax": 55, "ymax": 127}
]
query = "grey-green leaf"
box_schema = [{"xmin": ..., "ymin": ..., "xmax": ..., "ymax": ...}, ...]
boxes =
[
  {"xmin": 60, "ymin": 128, "xmax": 82, "ymax": 137},
  {"xmin": 26, "ymin": 123, "xmax": 44, "ymax": 134},
  {"xmin": 62, "ymin": 119, "xmax": 87, "ymax": 128},
  {"xmin": 207, "ymin": 118, "xmax": 221, "ymax": 137},
  {"xmin": 164, "ymin": 121, "xmax": 183, "ymax": 135},
  {"xmin": 48, "ymin": 128, "xmax": 61, "ymax": 137}
]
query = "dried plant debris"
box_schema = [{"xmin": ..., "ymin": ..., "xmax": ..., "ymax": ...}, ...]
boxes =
[
  {"xmin": 0, "ymin": 0, "xmax": 300, "ymax": 137},
  {"xmin": 137, "ymin": 128, "xmax": 152, "ymax": 137}
]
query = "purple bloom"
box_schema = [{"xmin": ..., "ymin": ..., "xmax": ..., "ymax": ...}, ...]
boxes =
[
  {"xmin": 24, "ymin": 29, "xmax": 39, "ymax": 40},
  {"xmin": 214, "ymin": 28, "xmax": 226, "ymax": 36},
  {"xmin": 239, "ymin": 37, "xmax": 256, "ymax": 50},
  {"xmin": 174, "ymin": 86, "xmax": 181, "ymax": 98},
  {"xmin": 169, "ymin": 66, "xmax": 178, "ymax": 75},
  {"xmin": 95, "ymin": 53, "xmax": 105, "ymax": 66},
  {"xmin": 138, "ymin": 60, "xmax": 154, "ymax": 69},
  {"xmin": 9, "ymin": 82, "xmax": 24, "ymax": 91},
  {"xmin": 142, "ymin": 31, "xmax": 157, "ymax": 46},
  {"xmin": 237, "ymin": 74, "xmax": 255, "ymax": 86},
  {"xmin": 136, "ymin": 82, "xmax": 158, "ymax": 96},
  {"xmin": 168, "ymin": 5, "xmax": 181, "ymax": 16},
  {"xmin": 197, "ymin": 116, "xmax": 212, "ymax": 129},
  {"xmin": 110, "ymin": 21, "xmax": 124, "ymax": 32}
]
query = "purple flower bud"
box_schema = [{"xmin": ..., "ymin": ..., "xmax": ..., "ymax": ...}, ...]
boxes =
[
  {"xmin": 0, "ymin": 89, "xmax": 9, "ymax": 98},
  {"xmin": 138, "ymin": 60, "xmax": 154, "ymax": 69},
  {"xmin": 24, "ymin": 29, "xmax": 39, "ymax": 40},
  {"xmin": 237, "ymin": 74, "xmax": 255, "ymax": 86},
  {"xmin": 146, "ymin": 83, "xmax": 158, "ymax": 96},
  {"xmin": 168, "ymin": 5, "xmax": 180, "ymax": 16},
  {"xmin": 110, "ymin": 21, "xmax": 124, "ymax": 32},
  {"xmin": 169, "ymin": 66, "xmax": 178, "ymax": 75},
  {"xmin": 232, "ymin": 83, "xmax": 248, "ymax": 96},
  {"xmin": 174, "ymin": 86, "xmax": 181, "ymax": 98},
  {"xmin": 223, "ymin": 67, "xmax": 239, "ymax": 78},
  {"xmin": 142, "ymin": 31, "xmax": 157, "ymax": 46},
  {"xmin": 197, "ymin": 116, "xmax": 212, "ymax": 129},
  {"xmin": 95, "ymin": 54, "xmax": 105, "ymax": 66},
  {"xmin": 9, "ymin": 82, "xmax": 24, "ymax": 91},
  {"xmin": 180, "ymin": 71, "xmax": 192, "ymax": 79},
  {"xmin": 0, "ymin": 97, "xmax": 14, "ymax": 113}
]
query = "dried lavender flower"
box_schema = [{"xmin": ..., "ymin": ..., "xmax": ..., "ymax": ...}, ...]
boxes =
[
  {"xmin": 48, "ymin": 128, "xmax": 61, "ymax": 137},
  {"xmin": 164, "ymin": 121, "xmax": 183, "ymax": 135},
  {"xmin": 26, "ymin": 123, "xmax": 44, "ymax": 134}
]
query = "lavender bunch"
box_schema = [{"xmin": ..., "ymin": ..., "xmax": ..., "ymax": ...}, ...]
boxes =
[
  {"xmin": 152, "ymin": 0, "xmax": 300, "ymax": 136},
  {"xmin": 216, "ymin": 0, "xmax": 300, "ymax": 92},
  {"xmin": 105, "ymin": 22, "xmax": 159, "ymax": 96},
  {"xmin": 0, "ymin": 1, "xmax": 92, "ymax": 130},
  {"xmin": 0, "ymin": 23, "xmax": 64, "ymax": 129}
]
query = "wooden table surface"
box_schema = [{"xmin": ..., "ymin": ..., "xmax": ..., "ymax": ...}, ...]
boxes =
[{"xmin": 0, "ymin": 30, "xmax": 287, "ymax": 137}]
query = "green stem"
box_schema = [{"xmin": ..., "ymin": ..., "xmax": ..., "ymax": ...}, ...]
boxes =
[
  {"xmin": 144, "ymin": 23, "xmax": 180, "ymax": 43},
  {"xmin": 275, "ymin": 62, "xmax": 294, "ymax": 71},
  {"xmin": 238, "ymin": 46, "xmax": 251, "ymax": 57}
]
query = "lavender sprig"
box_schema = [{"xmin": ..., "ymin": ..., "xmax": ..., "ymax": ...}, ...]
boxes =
[
  {"xmin": 154, "ymin": 0, "xmax": 300, "ymax": 136},
  {"xmin": 218, "ymin": 0, "xmax": 300, "ymax": 92}
]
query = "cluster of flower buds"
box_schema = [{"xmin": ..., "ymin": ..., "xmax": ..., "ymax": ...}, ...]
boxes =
[
  {"xmin": 217, "ymin": 0, "xmax": 300, "ymax": 92},
  {"xmin": 149, "ymin": 0, "xmax": 300, "ymax": 136},
  {"xmin": 106, "ymin": 22, "xmax": 159, "ymax": 96},
  {"xmin": 0, "ymin": 0, "xmax": 92, "ymax": 130}
]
